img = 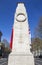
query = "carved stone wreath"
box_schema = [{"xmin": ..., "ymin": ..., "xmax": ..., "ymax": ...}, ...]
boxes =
[{"xmin": 16, "ymin": 13, "xmax": 26, "ymax": 22}]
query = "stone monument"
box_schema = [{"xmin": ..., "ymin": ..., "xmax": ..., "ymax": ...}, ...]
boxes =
[{"xmin": 8, "ymin": 3, "xmax": 35, "ymax": 65}]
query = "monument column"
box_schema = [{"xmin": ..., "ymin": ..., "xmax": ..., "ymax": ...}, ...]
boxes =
[{"xmin": 8, "ymin": 3, "xmax": 35, "ymax": 65}]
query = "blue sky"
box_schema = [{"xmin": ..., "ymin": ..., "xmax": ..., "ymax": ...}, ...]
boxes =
[{"xmin": 0, "ymin": 0, "xmax": 42, "ymax": 42}]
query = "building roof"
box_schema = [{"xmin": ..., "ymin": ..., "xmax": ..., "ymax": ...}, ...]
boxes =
[{"xmin": 0, "ymin": 31, "xmax": 2, "ymax": 36}]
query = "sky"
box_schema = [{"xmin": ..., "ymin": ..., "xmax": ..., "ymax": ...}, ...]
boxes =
[{"xmin": 0, "ymin": 0, "xmax": 42, "ymax": 43}]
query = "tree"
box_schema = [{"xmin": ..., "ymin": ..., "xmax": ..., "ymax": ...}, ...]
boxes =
[
  {"xmin": 31, "ymin": 38, "xmax": 42, "ymax": 51},
  {"xmin": 31, "ymin": 17, "xmax": 42, "ymax": 52},
  {"xmin": 35, "ymin": 17, "xmax": 42, "ymax": 39}
]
